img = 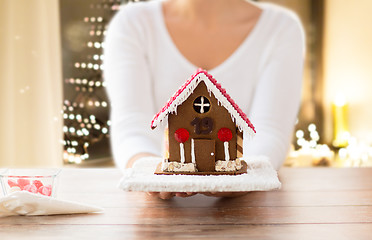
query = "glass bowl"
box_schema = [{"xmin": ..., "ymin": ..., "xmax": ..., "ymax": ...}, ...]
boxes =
[{"xmin": 0, "ymin": 169, "xmax": 61, "ymax": 197}]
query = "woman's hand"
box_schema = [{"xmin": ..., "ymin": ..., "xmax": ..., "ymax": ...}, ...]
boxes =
[
  {"xmin": 147, "ymin": 191, "xmax": 248, "ymax": 199},
  {"xmin": 201, "ymin": 192, "xmax": 249, "ymax": 198},
  {"xmin": 147, "ymin": 192, "xmax": 197, "ymax": 200}
]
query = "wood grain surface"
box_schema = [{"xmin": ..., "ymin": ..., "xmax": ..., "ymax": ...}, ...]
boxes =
[{"xmin": 1, "ymin": 167, "xmax": 372, "ymax": 239}]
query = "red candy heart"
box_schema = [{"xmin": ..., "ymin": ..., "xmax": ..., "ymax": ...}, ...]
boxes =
[
  {"xmin": 24, "ymin": 184, "xmax": 38, "ymax": 193},
  {"xmin": 8, "ymin": 179, "xmax": 19, "ymax": 188},
  {"xmin": 38, "ymin": 185, "xmax": 52, "ymax": 196},
  {"xmin": 33, "ymin": 180, "xmax": 44, "ymax": 189},
  {"xmin": 17, "ymin": 178, "xmax": 31, "ymax": 190}
]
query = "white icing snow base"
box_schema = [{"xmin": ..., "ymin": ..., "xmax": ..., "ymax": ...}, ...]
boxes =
[{"xmin": 119, "ymin": 156, "xmax": 281, "ymax": 192}]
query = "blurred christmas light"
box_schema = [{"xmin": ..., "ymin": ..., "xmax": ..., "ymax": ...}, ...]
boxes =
[
  {"xmin": 296, "ymin": 130, "xmax": 304, "ymax": 139},
  {"xmin": 337, "ymin": 136, "xmax": 372, "ymax": 167},
  {"xmin": 288, "ymin": 124, "xmax": 334, "ymax": 167},
  {"xmin": 308, "ymin": 123, "xmax": 316, "ymax": 132},
  {"xmin": 61, "ymin": 0, "xmax": 129, "ymax": 164},
  {"xmin": 82, "ymin": 128, "xmax": 89, "ymax": 136}
]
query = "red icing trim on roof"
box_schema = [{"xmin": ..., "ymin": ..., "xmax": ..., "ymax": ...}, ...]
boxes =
[{"xmin": 151, "ymin": 69, "xmax": 256, "ymax": 133}]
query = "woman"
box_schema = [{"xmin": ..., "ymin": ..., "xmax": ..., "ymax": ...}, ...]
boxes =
[{"xmin": 104, "ymin": 0, "xmax": 305, "ymax": 199}]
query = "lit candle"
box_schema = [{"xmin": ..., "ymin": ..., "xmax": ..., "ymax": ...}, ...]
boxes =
[{"xmin": 332, "ymin": 94, "xmax": 350, "ymax": 147}]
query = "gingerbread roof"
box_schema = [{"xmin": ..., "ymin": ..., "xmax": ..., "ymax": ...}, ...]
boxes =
[{"xmin": 151, "ymin": 69, "xmax": 256, "ymax": 135}]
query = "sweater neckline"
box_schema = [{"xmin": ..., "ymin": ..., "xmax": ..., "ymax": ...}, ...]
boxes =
[{"xmin": 155, "ymin": 0, "xmax": 267, "ymax": 75}]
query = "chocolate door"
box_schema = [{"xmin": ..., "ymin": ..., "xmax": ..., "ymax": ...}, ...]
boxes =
[{"xmin": 192, "ymin": 139, "xmax": 215, "ymax": 172}]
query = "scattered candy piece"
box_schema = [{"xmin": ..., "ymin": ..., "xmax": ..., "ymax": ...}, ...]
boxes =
[
  {"xmin": 23, "ymin": 184, "xmax": 38, "ymax": 193},
  {"xmin": 17, "ymin": 178, "xmax": 30, "ymax": 190},
  {"xmin": 33, "ymin": 180, "xmax": 43, "ymax": 189},
  {"xmin": 38, "ymin": 185, "xmax": 52, "ymax": 196},
  {"xmin": 8, "ymin": 179, "xmax": 19, "ymax": 188},
  {"xmin": 9, "ymin": 186, "xmax": 21, "ymax": 192}
]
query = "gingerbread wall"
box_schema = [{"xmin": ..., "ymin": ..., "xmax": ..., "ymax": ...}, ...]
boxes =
[{"xmin": 168, "ymin": 82, "xmax": 238, "ymax": 167}]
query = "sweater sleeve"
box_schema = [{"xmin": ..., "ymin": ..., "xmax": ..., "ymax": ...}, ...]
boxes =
[
  {"xmin": 244, "ymin": 15, "xmax": 305, "ymax": 170},
  {"xmin": 104, "ymin": 6, "xmax": 161, "ymax": 171}
]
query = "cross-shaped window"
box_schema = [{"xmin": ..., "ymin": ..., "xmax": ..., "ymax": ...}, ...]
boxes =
[{"xmin": 193, "ymin": 96, "xmax": 211, "ymax": 114}]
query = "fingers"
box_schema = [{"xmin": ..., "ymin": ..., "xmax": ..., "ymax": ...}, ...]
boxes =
[
  {"xmin": 147, "ymin": 191, "xmax": 248, "ymax": 199},
  {"xmin": 146, "ymin": 192, "xmax": 175, "ymax": 200},
  {"xmin": 201, "ymin": 192, "xmax": 249, "ymax": 198},
  {"xmin": 175, "ymin": 192, "xmax": 197, "ymax": 198},
  {"xmin": 146, "ymin": 192, "xmax": 197, "ymax": 199},
  {"xmin": 159, "ymin": 192, "xmax": 176, "ymax": 199},
  {"xmin": 201, "ymin": 192, "xmax": 216, "ymax": 197}
]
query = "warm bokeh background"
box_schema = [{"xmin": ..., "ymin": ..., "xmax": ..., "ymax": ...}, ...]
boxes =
[
  {"xmin": 0, "ymin": 0, "xmax": 63, "ymax": 167},
  {"xmin": 323, "ymin": 0, "xmax": 372, "ymax": 143}
]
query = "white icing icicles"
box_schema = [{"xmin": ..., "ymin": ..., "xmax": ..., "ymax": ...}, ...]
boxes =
[
  {"xmin": 180, "ymin": 143, "xmax": 185, "ymax": 164},
  {"xmin": 191, "ymin": 139, "xmax": 196, "ymax": 164},
  {"xmin": 224, "ymin": 141, "xmax": 230, "ymax": 161},
  {"xmin": 150, "ymin": 72, "xmax": 255, "ymax": 137}
]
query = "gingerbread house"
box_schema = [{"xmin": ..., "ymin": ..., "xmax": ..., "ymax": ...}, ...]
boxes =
[{"xmin": 151, "ymin": 69, "xmax": 256, "ymax": 175}]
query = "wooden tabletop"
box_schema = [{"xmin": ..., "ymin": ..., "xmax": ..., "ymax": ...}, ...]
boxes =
[{"xmin": 1, "ymin": 167, "xmax": 372, "ymax": 239}]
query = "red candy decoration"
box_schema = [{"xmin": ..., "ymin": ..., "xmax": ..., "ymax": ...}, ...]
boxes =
[
  {"xmin": 17, "ymin": 178, "xmax": 30, "ymax": 190},
  {"xmin": 33, "ymin": 180, "xmax": 44, "ymax": 189},
  {"xmin": 24, "ymin": 184, "xmax": 38, "ymax": 193},
  {"xmin": 218, "ymin": 128, "xmax": 232, "ymax": 142},
  {"xmin": 174, "ymin": 128, "xmax": 189, "ymax": 143},
  {"xmin": 8, "ymin": 179, "xmax": 19, "ymax": 188},
  {"xmin": 38, "ymin": 185, "xmax": 52, "ymax": 196}
]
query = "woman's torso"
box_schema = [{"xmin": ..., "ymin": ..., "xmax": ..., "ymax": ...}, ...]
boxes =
[{"xmin": 120, "ymin": 0, "xmax": 299, "ymax": 116}]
